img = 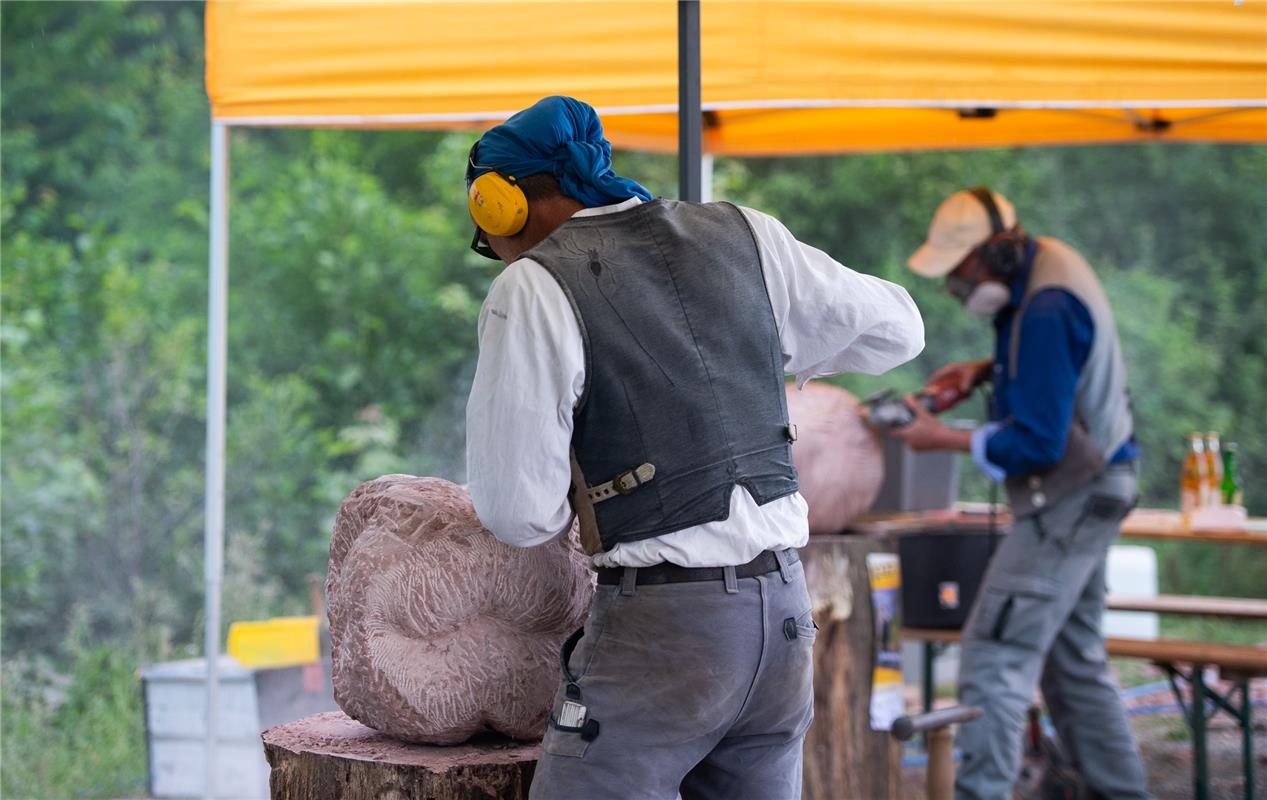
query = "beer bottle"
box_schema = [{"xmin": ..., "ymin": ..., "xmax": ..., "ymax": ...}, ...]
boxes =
[
  {"xmin": 1221, "ymin": 443, "xmax": 1243, "ymax": 507},
  {"xmin": 1180, "ymin": 433, "xmax": 1207, "ymax": 521},
  {"xmin": 1204, "ymin": 432, "xmax": 1223, "ymax": 506}
]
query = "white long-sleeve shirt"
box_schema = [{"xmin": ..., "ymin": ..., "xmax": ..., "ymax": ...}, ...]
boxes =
[{"xmin": 465, "ymin": 198, "xmax": 924, "ymax": 567}]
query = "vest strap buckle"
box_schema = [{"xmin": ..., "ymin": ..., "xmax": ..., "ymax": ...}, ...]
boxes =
[{"xmin": 588, "ymin": 463, "xmax": 656, "ymax": 504}]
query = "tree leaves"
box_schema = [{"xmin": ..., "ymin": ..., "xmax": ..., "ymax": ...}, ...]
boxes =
[{"xmin": 3, "ymin": 1, "xmax": 1264, "ymax": 671}]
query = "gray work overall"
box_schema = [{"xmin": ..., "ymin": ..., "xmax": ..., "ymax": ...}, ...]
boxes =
[
  {"xmin": 955, "ymin": 238, "xmax": 1149, "ymax": 800},
  {"xmin": 956, "ymin": 463, "xmax": 1148, "ymax": 799}
]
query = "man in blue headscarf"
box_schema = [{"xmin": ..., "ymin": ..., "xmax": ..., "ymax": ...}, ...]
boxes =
[{"xmin": 464, "ymin": 95, "xmax": 925, "ymax": 799}]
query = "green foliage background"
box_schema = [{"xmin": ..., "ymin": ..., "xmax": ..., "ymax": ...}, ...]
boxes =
[{"xmin": 2, "ymin": 3, "xmax": 1264, "ymax": 797}]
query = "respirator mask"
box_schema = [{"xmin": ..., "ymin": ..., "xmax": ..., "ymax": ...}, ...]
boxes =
[
  {"xmin": 945, "ymin": 253, "xmax": 1010, "ymax": 318},
  {"xmin": 960, "ymin": 281, "xmax": 1011, "ymax": 317}
]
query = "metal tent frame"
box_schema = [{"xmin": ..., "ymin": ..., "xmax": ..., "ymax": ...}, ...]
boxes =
[
  {"xmin": 199, "ymin": 6, "xmax": 704, "ymax": 796},
  {"xmin": 199, "ymin": 1, "xmax": 1266, "ymax": 796}
]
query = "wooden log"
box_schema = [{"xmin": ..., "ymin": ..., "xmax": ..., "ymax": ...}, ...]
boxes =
[
  {"xmin": 926, "ymin": 727, "xmax": 956, "ymax": 800},
  {"xmin": 263, "ymin": 711, "xmax": 538, "ymax": 800},
  {"xmin": 801, "ymin": 534, "xmax": 902, "ymax": 800}
]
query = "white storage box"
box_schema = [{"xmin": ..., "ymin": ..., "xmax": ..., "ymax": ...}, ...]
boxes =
[
  {"xmin": 141, "ymin": 656, "xmax": 268, "ymax": 799},
  {"xmin": 141, "ymin": 654, "xmax": 337, "ymax": 799},
  {"xmin": 1104, "ymin": 545, "xmax": 1159, "ymax": 639}
]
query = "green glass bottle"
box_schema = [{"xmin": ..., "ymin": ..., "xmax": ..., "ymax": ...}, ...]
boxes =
[{"xmin": 1220, "ymin": 443, "xmax": 1243, "ymax": 507}]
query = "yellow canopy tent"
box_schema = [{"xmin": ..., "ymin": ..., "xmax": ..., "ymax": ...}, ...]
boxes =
[
  {"xmin": 197, "ymin": 3, "xmax": 1266, "ymax": 796},
  {"xmin": 206, "ymin": 0, "xmax": 1267, "ymax": 154}
]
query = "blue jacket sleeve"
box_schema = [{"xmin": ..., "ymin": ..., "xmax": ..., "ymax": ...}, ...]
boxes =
[{"xmin": 984, "ymin": 289, "xmax": 1094, "ymax": 476}]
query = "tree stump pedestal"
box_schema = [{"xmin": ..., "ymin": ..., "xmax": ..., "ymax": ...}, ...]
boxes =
[
  {"xmin": 801, "ymin": 534, "xmax": 903, "ymax": 800},
  {"xmin": 262, "ymin": 711, "xmax": 538, "ymax": 800}
]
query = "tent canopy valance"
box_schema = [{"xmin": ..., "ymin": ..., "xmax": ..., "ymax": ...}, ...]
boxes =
[{"xmin": 205, "ymin": 0, "xmax": 1267, "ymax": 154}]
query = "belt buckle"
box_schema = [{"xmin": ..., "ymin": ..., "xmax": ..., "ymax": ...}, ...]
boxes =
[{"xmin": 613, "ymin": 469, "xmax": 642, "ymax": 495}]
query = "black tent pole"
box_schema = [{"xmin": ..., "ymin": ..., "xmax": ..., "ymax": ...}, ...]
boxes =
[{"xmin": 678, "ymin": 0, "xmax": 702, "ymax": 202}]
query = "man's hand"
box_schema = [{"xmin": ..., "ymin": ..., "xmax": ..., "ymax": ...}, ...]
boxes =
[
  {"xmin": 886, "ymin": 395, "xmax": 953, "ymax": 451},
  {"xmin": 926, "ymin": 358, "xmax": 993, "ymax": 394}
]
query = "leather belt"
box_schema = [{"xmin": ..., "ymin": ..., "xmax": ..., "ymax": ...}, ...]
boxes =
[{"xmin": 596, "ymin": 548, "xmax": 800, "ymax": 586}]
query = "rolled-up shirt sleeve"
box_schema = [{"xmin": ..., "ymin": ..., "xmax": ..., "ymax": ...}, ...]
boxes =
[
  {"xmin": 465, "ymin": 260, "xmax": 583, "ymax": 547},
  {"xmin": 738, "ymin": 206, "xmax": 925, "ymax": 385}
]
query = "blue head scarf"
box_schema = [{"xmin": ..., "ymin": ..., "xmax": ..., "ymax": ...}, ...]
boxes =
[{"xmin": 471, "ymin": 96, "xmax": 653, "ymax": 208}]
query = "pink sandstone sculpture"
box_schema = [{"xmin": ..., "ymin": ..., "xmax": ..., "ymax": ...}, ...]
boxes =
[
  {"xmin": 326, "ymin": 476, "xmax": 594, "ymax": 745},
  {"xmin": 786, "ymin": 383, "xmax": 885, "ymax": 534}
]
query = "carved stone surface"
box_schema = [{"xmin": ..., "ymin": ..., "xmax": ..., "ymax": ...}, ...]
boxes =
[
  {"xmin": 326, "ymin": 476, "xmax": 594, "ymax": 745},
  {"xmin": 787, "ymin": 383, "xmax": 884, "ymax": 534}
]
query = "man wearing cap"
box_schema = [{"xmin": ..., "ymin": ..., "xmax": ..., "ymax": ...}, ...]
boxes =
[
  {"xmin": 892, "ymin": 188, "xmax": 1149, "ymax": 799},
  {"xmin": 463, "ymin": 95, "xmax": 924, "ymax": 799}
]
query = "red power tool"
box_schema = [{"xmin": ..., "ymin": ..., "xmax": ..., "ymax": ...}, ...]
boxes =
[{"xmin": 862, "ymin": 366, "xmax": 990, "ymax": 429}]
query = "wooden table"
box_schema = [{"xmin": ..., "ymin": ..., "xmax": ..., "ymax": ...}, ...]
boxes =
[
  {"xmin": 847, "ymin": 505, "xmax": 1267, "ymax": 546},
  {"xmin": 1120, "ymin": 508, "xmax": 1267, "ymax": 546}
]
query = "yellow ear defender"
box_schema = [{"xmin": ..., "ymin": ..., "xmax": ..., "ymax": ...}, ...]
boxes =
[{"xmin": 468, "ymin": 170, "xmax": 529, "ymax": 238}]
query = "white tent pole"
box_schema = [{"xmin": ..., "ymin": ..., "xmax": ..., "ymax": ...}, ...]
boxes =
[
  {"xmin": 700, "ymin": 154, "xmax": 714, "ymax": 203},
  {"xmin": 203, "ymin": 120, "xmax": 229, "ymax": 800}
]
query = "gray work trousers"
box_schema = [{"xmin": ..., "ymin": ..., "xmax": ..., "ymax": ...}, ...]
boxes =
[
  {"xmin": 956, "ymin": 463, "xmax": 1151, "ymax": 800},
  {"xmin": 530, "ymin": 553, "xmax": 815, "ymax": 800}
]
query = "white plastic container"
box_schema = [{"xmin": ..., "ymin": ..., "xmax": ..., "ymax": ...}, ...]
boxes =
[
  {"xmin": 1104, "ymin": 545, "xmax": 1159, "ymax": 640},
  {"xmin": 141, "ymin": 656, "xmax": 269, "ymax": 799}
]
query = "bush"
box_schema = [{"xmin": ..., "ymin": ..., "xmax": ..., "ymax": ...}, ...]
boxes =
[{"xmin": 2, "ymin": 643, "xmax": 146, "ymax": 799}]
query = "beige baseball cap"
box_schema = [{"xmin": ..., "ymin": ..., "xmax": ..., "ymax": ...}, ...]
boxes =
[{"xmin": 908, "ymin": 189, "xmax": 1017, "ymax": 278}]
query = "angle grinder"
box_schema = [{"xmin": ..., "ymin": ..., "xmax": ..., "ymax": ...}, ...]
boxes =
[{"xmin": 862, "ymin": 368, "xmax": 989, "ymax": 429}]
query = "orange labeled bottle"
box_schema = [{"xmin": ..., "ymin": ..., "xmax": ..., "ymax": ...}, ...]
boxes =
[
  {"xmin": 1203, "ymin": 432, "xmax": 1223, "ymax": 506},
  {"xmin": 1180, "ymin": 432, "xmax": 1207, "ymax": 525}
]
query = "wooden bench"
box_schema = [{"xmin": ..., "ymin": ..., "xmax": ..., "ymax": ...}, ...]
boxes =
[
  {"xmin": 1107, "ymin": 593, "xmax": 1267, "ymax": 620},
  {"xmin": 904, "ymin": 627, "xmax": 1267, "ymax": 800}
]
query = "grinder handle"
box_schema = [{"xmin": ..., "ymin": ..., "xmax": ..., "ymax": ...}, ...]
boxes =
[{"xmin": 920, "ymin": 359, "xmax": 993, "ymax": 414}]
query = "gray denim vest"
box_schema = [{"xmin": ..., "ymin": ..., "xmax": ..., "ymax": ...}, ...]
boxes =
[
  {"xmin": 525, "ymin": 199, "xmax": 799, "ymax": 550},
  {"xmin": 1004, "ymin": 237, "xmax": 1134, "ymax": 515}
]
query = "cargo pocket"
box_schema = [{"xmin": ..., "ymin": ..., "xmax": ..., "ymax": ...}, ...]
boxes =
[
  {"xmin": 789, "ymin": 608, "xmax": 819, "ymax": 643},
  {"xmin": 543, "ymin": 588, "xmax": 615, "ymax": 760},
  {"xmin": 1047, "ymin": 492, "xmax": 1135, "ymax": 553},
  {"xmin": 542, "ymin": 694, "xmax": 598, "ymax": 759},
  {"xmin": 1086, "ymin": 493, "xmax": 1136, "ymax": 523},
  {"xmin": 968, "ymin": 575, "xmax": 1059, "ymax": 651}
]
